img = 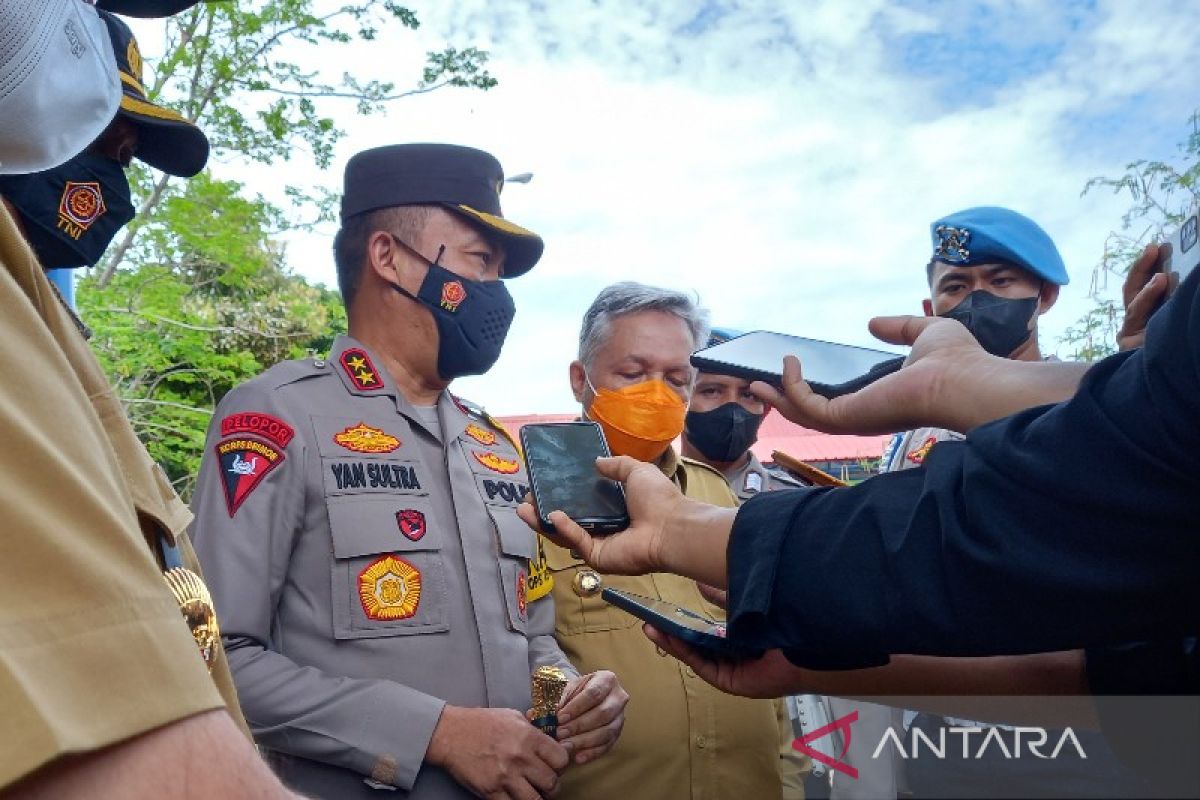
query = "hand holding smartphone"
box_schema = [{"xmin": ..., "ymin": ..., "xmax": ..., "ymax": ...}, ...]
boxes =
[{"xmin": 519, "ymin": 421, "xmax": 630, "ymax": 534}]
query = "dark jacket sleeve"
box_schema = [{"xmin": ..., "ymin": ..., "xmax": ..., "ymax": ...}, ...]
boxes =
[{"xmin": 726, "ymin": 267, "xmax": 1200, "ymax": 669}]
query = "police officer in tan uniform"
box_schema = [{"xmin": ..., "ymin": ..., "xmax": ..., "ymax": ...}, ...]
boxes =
[
  {"xmin": 1, "ymin": 2, "xmax": 289, "ymax": 796},
  {"xmin": 540, "ymin": 282, "xmax": 806, "ymax": 800},
  {"xmin": 190, "ymin": 144, "xmax": 627, "ymax": 800}
]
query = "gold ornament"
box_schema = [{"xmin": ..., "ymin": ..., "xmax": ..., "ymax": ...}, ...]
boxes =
[{"xmin": 162, "ymin": 567, "xmax": 219, "ymax": 671}]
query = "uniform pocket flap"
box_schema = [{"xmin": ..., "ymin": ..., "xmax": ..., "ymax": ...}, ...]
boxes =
[
  {"xmin": 328, "ymin": 496, "xmax": 439, "ymax": 558},
  {"xmin": 489, "ymin": 507, "xmax": 537, "ymax": 559}
]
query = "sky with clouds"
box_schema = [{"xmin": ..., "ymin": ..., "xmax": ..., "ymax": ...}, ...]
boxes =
[{"xmin": 130, "ymin": 0, "xmax": 1200, "ymax": 415}]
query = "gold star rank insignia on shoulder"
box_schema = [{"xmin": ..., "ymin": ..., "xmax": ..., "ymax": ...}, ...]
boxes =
[{"xmin": 340, "ymin": 348, "xmax": 385, "ymax": 390}]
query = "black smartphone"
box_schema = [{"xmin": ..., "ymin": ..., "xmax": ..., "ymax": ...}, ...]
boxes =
[
  {"xmin": 690, "ymin": 330, "xmax": 904, "ymax": 398},
  {"xmin": 519, "ymin": 421, "xmax": 630, "ymax": 534},
  {"xmin": 601, "ymin": 588, "xmax": 764, "ymax": 661}
]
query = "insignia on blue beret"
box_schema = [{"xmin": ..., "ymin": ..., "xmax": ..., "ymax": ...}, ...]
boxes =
[
  {"xmin": 706, "ymin": 327, "xmax": 743, "ymax": 348},
  {"xmin": 929, "ymin": 206, "xmax": 1068, "ymax": 285}
]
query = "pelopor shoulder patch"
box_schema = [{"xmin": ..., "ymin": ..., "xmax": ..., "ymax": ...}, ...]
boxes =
[
  {"xmin": 216, "ymin": 437, "xmax": 285, "ymax": 516},
  {"xmin": 220, "ymin": 411, "xmax": 294, "ymax": 448}
]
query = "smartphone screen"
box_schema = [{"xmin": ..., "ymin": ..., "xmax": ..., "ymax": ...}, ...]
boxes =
[
  {"xmin": 1159, "ymin": 210, "xmax": 1200, "ymax": 296},
  {"xmin": 520, "ymin": 422, "xmax": 629, "ymax": 533},
  {"xmin": 691, "ymin": 330, "xmax": 903, "ymax": 397}
]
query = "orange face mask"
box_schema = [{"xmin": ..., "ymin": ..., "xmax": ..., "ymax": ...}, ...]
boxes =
[{"xmin": 585, "ymin": 376, "xmax": 687, "ymax": 463}]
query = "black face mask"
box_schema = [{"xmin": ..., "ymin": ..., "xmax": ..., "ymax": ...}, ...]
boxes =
[
  {"xmin": 0, "ymin": 153, "xmax": 134, "ymax": 269},
  {"xmin": 685, "ymin": 402, "xmax": 764, "ymax": 463},
  {"xmin": 389, "ymin": 241, "xmax": 516, "ymax": 380},
  {"xmin": 940, "ymin": 290, "xmax": 1039, "ymax": 357}
]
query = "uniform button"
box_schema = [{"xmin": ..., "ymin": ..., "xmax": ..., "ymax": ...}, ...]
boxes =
[
  {"xmin": 684, "ymin": 666, "xmax": 696, "ymax": 678},
  {"xmin": 695, "ymin": 735, "xmax": 707, "ymax": 749}
]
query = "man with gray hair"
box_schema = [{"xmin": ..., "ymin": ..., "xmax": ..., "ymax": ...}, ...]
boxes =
[{"xmin": 541, "ymin": 281, "xmax": 808, "ymax": 800}]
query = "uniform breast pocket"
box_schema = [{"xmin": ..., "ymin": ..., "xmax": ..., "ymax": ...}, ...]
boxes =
[
  {"xmin": 543, "ymin": 543, "xmax": 642, "ymax": 634},
  {"xmin": 488, "ymin": 507, "xmax": 537, "ymax": 635},
  {"xmin": 328, "ymin": 495, "xmax": 449, "ymax": 639}
]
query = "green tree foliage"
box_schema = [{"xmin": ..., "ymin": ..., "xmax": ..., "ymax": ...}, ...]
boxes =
[
  {"xmin": 1060, "ymin": 112, "xmax": 1199, "ymax": 360},
  {"xmin": 82, "ymin": 1, "xmax": 495, "ymax": 497}
]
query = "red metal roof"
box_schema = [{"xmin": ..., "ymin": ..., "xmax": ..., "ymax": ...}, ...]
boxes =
[{"xmin": 494, "ymin": 410, "xmax": 889, "ymax": 463}]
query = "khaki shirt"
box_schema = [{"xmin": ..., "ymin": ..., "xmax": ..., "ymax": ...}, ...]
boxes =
[
  {"xmin": 190, "ymin": 335, "xmax": 574, "ymax": 799},
  {"xmin": 547, "ymin": 450, "xmax": 806, "ymax": 800},
  {"xmin": 0, "ymin": 207, "xmax": 245, "ymax": 788}
]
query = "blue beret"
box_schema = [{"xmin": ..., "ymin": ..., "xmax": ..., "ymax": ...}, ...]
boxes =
[
  {"xmin": 706, "ymin": 327, "xmax": 743, "ymax": 348},
  {"xmin": 930, "ymin": 206, "xmax": 1069, "ymax": 286}
]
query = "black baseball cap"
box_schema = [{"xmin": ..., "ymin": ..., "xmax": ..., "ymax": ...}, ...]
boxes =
[
  {"xmin": 95, "ymin": 0, "xmax": 204, "ymax": 18},
  {"xmin": 98, "ymin": 10, "xmax": 210, "ymax": 177},
  {"xmin": 340, "ymin": 143, "xmax": 544, "ymax": 278}
]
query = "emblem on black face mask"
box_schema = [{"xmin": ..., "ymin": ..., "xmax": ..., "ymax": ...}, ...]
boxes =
[
  {"xmin": 934, "ymin": 225, "xmax": 971, "ymax": 263},
  {"xmin": 57, "ymin": 181, "xmax": 106, "ymax": 241},
  {"xmin": 440, "ymin": 280, "xmax": 466, "ymax": 312}
]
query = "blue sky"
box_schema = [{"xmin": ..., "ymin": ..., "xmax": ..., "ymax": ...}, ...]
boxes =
[{"xmin": 128, "ymin": 0, "xmax": 1200, "ymax": 414}]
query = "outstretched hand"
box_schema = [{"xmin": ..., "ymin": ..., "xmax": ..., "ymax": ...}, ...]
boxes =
[
  {"xmin": 1117, "ymin": 243, "xmax": 1168, "ymax": 351},
  {"xmin": 750, "ymin": 315, "xmax": 996, "ymax": 435},
  {"xmin": 516, "ymin": 455, "xmax": 683, "ymax": 576},
  {"xmin": 642, "ymin": 625, "xmax": 812, "ymax": 699}
]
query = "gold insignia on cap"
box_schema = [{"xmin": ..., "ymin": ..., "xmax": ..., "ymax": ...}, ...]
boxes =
[
  {"xmin": 126, "ymin": 38, "xmax": 143, "ymax": 84},
  {"xmin": 934, "ymin": 225, "xmax": 971, "ymax": 263},
  {"xmin": 163, "ymin": 567, "xmax": 220, "ymax": 672},
  {"xmin": 572, "ymin": 569, "xmax": 603, "ymax": 597}
]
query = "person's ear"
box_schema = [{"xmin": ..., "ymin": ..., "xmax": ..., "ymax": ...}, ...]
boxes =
[
  {"xmin": 569, "ymin": 360, "xmax": 587, "ymax": 405},
  {"xmin": 922, "ymin": 298, "xmax": 934, "ymax": 317},
  {"xmin": 1036, "ymin": 282, "xmax": 1060, "ymax": 315},
  {"xmin": 365, "ymin": 231, "xmax": 404, "ymax": 285}
]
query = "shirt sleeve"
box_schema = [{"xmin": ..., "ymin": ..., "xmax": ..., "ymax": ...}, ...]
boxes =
[
  {"xmin": 0, "ymin": 248, "xmax": 223, "ymax": 788},
  {"xmin": 726, "ymin": 266, "xmax": 1200, "ymax": 669},
  {"xmin": 190, "ymin": 383, "xmax": 445, "ymax": 791}
]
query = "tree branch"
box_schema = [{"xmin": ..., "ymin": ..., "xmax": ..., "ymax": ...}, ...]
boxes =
[{"xmin": 97, "ymin": 172, "xmax": 173, "ymax": 286}]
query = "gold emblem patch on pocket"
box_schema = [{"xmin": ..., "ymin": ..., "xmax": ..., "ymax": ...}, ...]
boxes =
[{"xmin": 358, "ymin": 555, "xmax": 422, "ymax": 620}]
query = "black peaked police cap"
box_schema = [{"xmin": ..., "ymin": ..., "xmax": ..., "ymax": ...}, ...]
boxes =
[
  {"xmin": 341, "ymin": 143, "xmax": 544, "ymax": 279},
  {"xmin": 98, "ymin": 10, "xmax": 210, "ymax": 177},
  {"xmin": 95, "ymin": 0, "xmax": 204, "ymax": 18}
]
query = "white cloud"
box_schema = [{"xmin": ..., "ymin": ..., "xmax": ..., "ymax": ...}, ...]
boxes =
[{"xmin": 127, "ymin": 0, "xmax": 1200, "ymax": 415}]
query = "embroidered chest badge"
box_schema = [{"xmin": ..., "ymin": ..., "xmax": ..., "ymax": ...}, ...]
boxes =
[
  {"xmin": 906, "ymin": 435, "xmax": 938, "ymax": 465},
  {"xmin": 340, "ymin": 348, "xmax": 385, "ymax": 391},
  {"xmin": 334, "ymin": 422, "xmax": 401, "ymax": 454},
  {"xmin": 358, "ymin": 555, "xmax": 422, "ymax": 620},
  {"xmin": 396, "ymin": 509, "xmax": 427, "ymax": 542},
  {"xmin": 516, "ymin": 571, "xmax": 528, "ymax": 619},
  {"xmin": 463, "ymin": 422, "xmax": 497, "ymax": 446},
  {"xmin": 473, "ymin": 450, "xmax": 520, "ymax": 474}
]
